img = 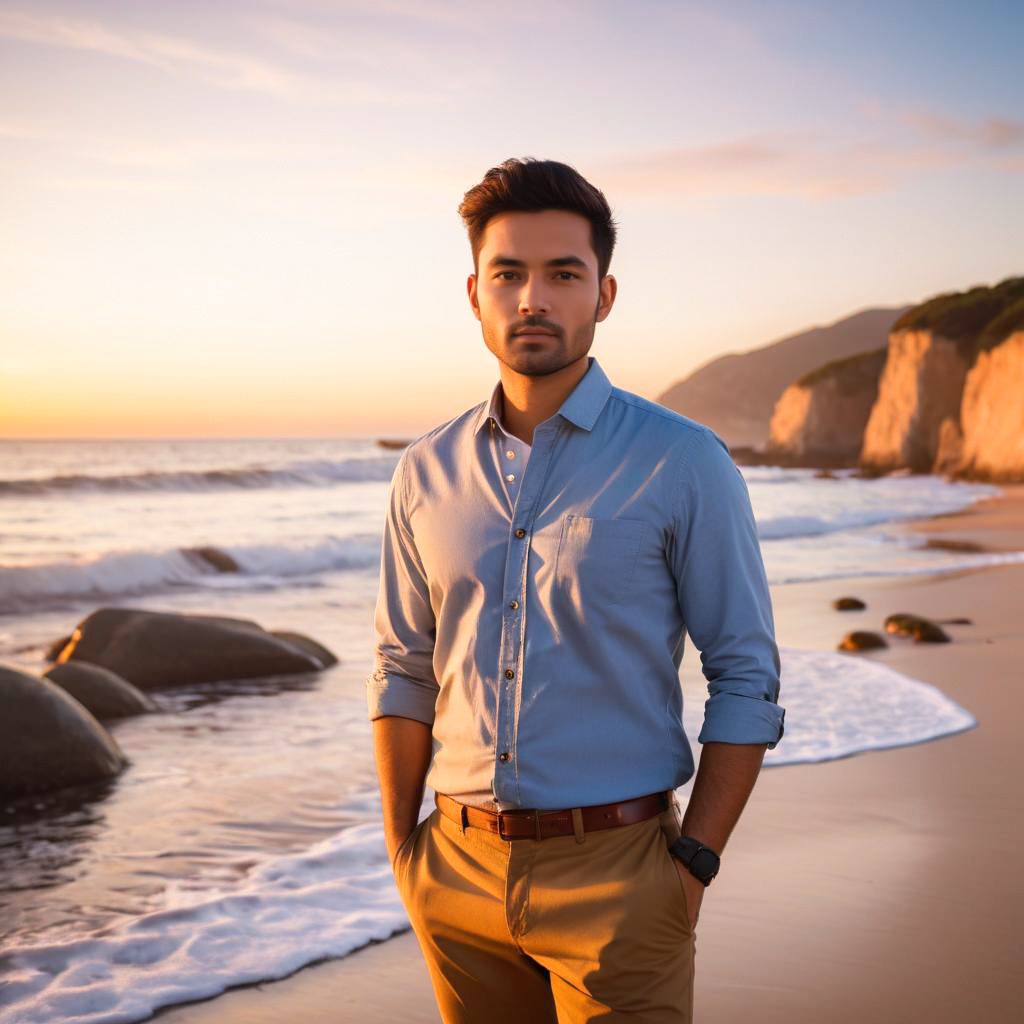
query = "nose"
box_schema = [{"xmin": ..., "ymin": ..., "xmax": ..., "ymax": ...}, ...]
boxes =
[{"xmin": 517, "ymin": 277, "xmax": 551, "ymax": 316}]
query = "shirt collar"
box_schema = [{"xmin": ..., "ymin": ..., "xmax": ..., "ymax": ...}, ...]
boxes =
[
  {"xmin": 483, "ymin": 378, "xmax": 509, "ymax": 435},
  {"xmin": 472, "ymin": 356, "xmax": 613, "ymax": 436}
]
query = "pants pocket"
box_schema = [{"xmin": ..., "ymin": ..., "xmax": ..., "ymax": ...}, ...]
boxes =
[
  {"xmin": 662, "ymin": 840, "xmax": 692, "ymax": 927},
  {"xmin": 656, "ymin": 805, "xmax": 692, "ymax": 930},
  {"xmin": 393, "ymin": 810, "xmax": 431, "ymax": 890}
]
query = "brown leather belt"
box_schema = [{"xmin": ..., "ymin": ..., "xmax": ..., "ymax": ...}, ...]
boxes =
[{"xmin": 435, "ymin": 790, "xmax": 670, "ymax": 841}]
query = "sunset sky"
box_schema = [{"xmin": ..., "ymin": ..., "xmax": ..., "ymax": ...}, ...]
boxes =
[{"xmin": 2, "ymin": 0, "xmax": 1021, "ymax": 438}]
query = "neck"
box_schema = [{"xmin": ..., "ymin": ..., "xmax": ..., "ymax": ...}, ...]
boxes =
[{"xmin": 497, "ymin": 355, "xmax": 590, "ymax": 445}]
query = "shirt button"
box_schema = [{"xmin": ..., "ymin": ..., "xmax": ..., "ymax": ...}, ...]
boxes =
[
  {"xmin": 509, "ymin": 600, "xmax": 518, "ymax": 609},
  {"xmin": 504, "ymin": 668, "xmax": 514, "ymax": 679},
  {"xmin": 505, "ymin": 473, "xmax": 516, "ymax": 482},
  {"xmin": 515, "ymin": 528, "xmax": 526, "ymax": 538},
  {"xmin": 505, "ymin": 449, "xmax": 515, "ymax": 459},
  {"xmin": 499, "ymin": 752, "xmax": 511, "ymax": 762}
]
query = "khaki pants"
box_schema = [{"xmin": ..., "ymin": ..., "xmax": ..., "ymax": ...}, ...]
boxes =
[{"xmin": 393, "ymin": 796, "xmax": 695, "ymax": 1023}]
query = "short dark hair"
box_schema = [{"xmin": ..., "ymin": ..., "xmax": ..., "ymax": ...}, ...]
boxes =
[{"xmin": 458, "ymin": 157, "xmax": 617, "ymax": 279}]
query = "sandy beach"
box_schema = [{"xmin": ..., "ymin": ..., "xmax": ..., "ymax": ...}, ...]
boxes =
[{"xmin": 150, "ymin": 485, "xmax": 1024, "ymax": 1024}]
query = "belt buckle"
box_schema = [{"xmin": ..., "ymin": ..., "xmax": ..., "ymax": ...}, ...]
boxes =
[
  {"xmin": 495, "ymin": 806, "xmax": 544, "ymax": 839},
  {"xmin": 496, "ymin": 809, "xmax": 542, "ymax": 840}
]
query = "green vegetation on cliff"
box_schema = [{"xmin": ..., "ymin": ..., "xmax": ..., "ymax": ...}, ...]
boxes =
[
  {"xmin": 980, "ymin": 295, "xmax": 1024, "ymax": 348},
  {"xmin": 795, "ymin": 346, "xmax": 887, "ymax": 393},
  {"xmin": 892, "ymin": 276, "xmax": 1024, "ymax": 352}
]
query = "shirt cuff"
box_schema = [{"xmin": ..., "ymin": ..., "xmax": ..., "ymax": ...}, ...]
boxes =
[
  {"xmin": 696, "ymin": 691, "xmax": 786, "ymax": 749},
  {"xmin": 366, "ymin": 667, "xmax": 437, "ymax": 725}
]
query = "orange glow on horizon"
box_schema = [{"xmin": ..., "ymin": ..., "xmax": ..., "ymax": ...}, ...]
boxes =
[{"xmin": 2, "ymin": 3, "xmax": 1020, "ymax": 439}]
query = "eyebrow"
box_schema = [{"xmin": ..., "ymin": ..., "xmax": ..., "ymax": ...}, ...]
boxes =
[{"xmin": 486, "ymin": 254, "xmax": 589, "ymax": 270}]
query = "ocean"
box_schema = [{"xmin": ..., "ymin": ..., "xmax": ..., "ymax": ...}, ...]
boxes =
[{"xmin": 0, "ymin": 437, "xmax": 1015, "ymax": 1023}]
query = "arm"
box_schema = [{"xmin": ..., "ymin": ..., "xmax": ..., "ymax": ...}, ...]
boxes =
[
  {"xmin": 669, "ymin": 429, "xmax": 784, "ymax": 922},
  {"xmin": 373, "ymin": 715, "xmax": 433, "ymax": 865},
  {"xmin": 679, "ymin": 740, "xmax": 766, "ymax": 854},
  {"xmin": 672, "ymin": 740, "xmax": 767, "ymax": 929},
  {"xmin": 366, "ymin": 450, "xmax": 440, "ymax": 863},
  {"xmin": 671, "ymin": 427, "xmax": 785, "ymax": 755}
]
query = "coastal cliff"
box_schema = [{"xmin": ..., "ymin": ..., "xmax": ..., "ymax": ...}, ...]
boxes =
[
  {"xmin": 859, "ymin": 331, "xmax": 970, "ymax": 472},
  {"xmin": 767, "ymin": 348, "xmax": 886, "ymax": 464},
  {"xmin": 657, "ymin": 307, "xmax": 905, "ymax": 449},
  {"xmin": 855, "ymin": 277, "xmax": 1024, "ymax": 479},
  {"xmin": 748, "ymin": 277, "xmax": 1024, "ymax": 479},
  {"xmin": 956, "ymin": 330, "xmax": 1024, "ymax": 481}
]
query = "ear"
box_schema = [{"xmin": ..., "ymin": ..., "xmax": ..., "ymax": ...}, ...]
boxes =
[
  {"xmin": 595, "ymin": 274, "xmax": 617, "ymax": 323},
  {"xmin": 467, "ymin": 273, "xmax": 481, "ymax": 322}
]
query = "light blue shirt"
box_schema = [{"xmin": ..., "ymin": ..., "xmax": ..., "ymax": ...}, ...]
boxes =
[{"xmin": 367, "ymin": 355, "xmax": 785, "ymax": 810}]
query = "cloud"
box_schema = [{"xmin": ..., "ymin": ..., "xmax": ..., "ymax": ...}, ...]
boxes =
[
  {"xmin": 0, "ymin": 122, "xmax": 41, "ymax": 139},
  {"xmin": 899, "ymin": 110, "xmax": 1024, "ymax": 149},
  {"xmin": 0, "ymin": 7, "xmax": 464, "ymax": 107},
  {"xmin": 0, "ymin": 8, "xmax": 306, "ymax": 97},
  {"xmin": 597, "ymin": 113, "xmax": 1024, "ymax": 202},
  {"xmin": 260, "ymin": 0, "xmax": 558, "ymax": 32},
  {"xmin": 243, "ymin": 9, "xmax": 463, "ymax": 88}
]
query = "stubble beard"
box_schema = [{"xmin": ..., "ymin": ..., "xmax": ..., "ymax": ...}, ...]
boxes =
[{"xmin": 483, "ymin": 318, "xmax": 597, "ymax": 378}]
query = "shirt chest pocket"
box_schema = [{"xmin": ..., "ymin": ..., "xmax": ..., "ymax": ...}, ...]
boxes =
[{"xmin": 553, "ymin": 515, "xmax": 648, "ymax": 608}]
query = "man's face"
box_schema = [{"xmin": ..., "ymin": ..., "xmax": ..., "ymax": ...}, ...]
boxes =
[{"xmin": 467, "ymin": 209, "xmax": 616, "ymax": 377}]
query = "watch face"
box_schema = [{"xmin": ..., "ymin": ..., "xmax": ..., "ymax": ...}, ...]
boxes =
[{"xmin": 692, "ymin": 848, "xmax": 719, "ymax": 879}]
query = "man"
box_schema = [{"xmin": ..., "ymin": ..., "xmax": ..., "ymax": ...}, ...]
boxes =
[{"xmin": 367, "ymin": 157, "xmax": 784, "ymax": 1023}]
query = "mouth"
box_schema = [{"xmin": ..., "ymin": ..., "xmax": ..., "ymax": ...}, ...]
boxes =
[{"xmin": 513, "ymin": 328, "xmax": 558, "ymax": 338}]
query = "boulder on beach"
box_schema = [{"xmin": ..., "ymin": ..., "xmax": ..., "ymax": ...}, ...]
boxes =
[
  {"xmin": 184, "ymin": 546, "xmax": 240, "ymax": 573},
  {"xmin": 46, "ymin": 634, "xmax": 73, "ymax": 662},
  {"xmin": 833, "ymin": 596, "xmax": 866, "ymax": 611},
  {"xmin": 884, "ymin": 612, "xmax": 919, "ymax": 634},
  {"xmin": 57, "ymin": 608, "xmax": 335, "ymax": 690},
  {"xmin": 270, "ymin": 630, "xmax": 339, "ymax": 668},
  {"xmin": 884, "ymin": 613, "xmax": 951, "ymax": 644},
  {"xmin": 910, "ymin": 620, "xmax": 951, "ymax": 644},
  {"xmin": 44, "ymin": 662, "xmax": 156, "ymax": 719},
  {"xmin": 838, "ymin": 631, "xmax": 888, "ymax": 652},
  {"xmin": 0, "ymin": 665, "xmax": 127, "ymax": 798},
  {"xmin": 921, "ymin": 536, "xmax": 986, "ymax": 554}
]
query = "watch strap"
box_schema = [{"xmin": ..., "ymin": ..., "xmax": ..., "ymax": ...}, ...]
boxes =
[{"xmin": 669, "ymin": 835, "xmax": 720, "ymax": 886}]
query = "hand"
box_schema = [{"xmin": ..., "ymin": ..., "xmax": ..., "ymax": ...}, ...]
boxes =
[
  {"xmin": 387, "ymin": 830, "xmax": 413, "ymax": 871},
  {"xmin": 672, "ymin": 858, "xmax": 706, "ymax": 931}
]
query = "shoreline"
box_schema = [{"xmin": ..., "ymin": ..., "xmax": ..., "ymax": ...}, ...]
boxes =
[{"xmin": 146, "ymin": 485, "xmax": 1024, "ymax": 1022}]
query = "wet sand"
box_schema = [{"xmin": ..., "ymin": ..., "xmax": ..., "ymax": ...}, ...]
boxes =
[{"xmin": 153, "ymin": 485, "xmax": 1024, "ymax": 1023}]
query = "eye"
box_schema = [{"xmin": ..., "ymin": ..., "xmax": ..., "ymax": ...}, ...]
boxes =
[
  {"xmin": 555, "ymin": 271, "xmax": 578, "ymax": 280},
  {"xmin": 495, "ymin": 271, "xmax": 518, "ymax": 281}
]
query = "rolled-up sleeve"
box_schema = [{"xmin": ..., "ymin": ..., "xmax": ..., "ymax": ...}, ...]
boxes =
[
  {"xmin": 672, "ymin": 428, "xmax": 785, "ymax": 748},
  {"xmin": 366, "ymin": 449, "xmax": 439, "ymax": 725}
]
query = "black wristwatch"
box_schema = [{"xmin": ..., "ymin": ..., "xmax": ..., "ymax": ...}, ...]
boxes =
[{"xmin": 669, "ymin": 836, "xmax": 720, "ymax": 887}]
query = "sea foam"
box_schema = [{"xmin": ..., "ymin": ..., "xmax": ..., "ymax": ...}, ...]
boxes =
[
  {"xmin": 0, "ymin": 456, "xmax": 400, "ymax": 497},
  {"xmin": 0, "ymin": 536, "xmax": 383, "ymax": 614},
  {"xmin": 0, "ymin": 648, "xmax": 975, "ymax": 1024}
]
